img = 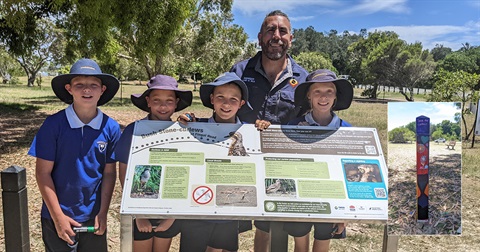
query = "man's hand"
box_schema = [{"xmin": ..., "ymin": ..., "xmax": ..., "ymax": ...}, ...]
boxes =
[{"xmin": 255, "ymin": 119, "xmax": 271, "ymax": 131}]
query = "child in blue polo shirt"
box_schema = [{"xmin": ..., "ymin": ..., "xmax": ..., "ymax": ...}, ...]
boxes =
[
  {"xmin": 285, "ymin": 69, "xmax": 352, "ymax": 252},
  {"xmin": 178, "ymin": 72, "xmax": 270, "ymax": 252},
  {"xmin": 28, "ymin": 58, "xmax": 121, "ymax": 251},
  {"xmin": 115, "ymin": 75, "xmax": 193, "ymax": 252}
]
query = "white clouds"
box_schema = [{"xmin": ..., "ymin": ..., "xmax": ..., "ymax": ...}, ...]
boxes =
[
  {"xmin": 340, "ymin": 0, "xmax": 410, "ymax": 15},
  {"xmin": 368, "ymin": 23, "xmax": 480, "ymax": 50},
  {"xmin": 233, "ymin": 0, "xmax": 409, "ymax": 16},
  {"xmin": 290, "ymin": 16, "xmax": 316, "ymax": 22},
  {"xmin": 233, "ymin": 0, "xmax": 338, "ymax": 15}
]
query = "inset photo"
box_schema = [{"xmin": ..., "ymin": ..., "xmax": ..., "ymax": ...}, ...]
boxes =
[
  {"xmin": 130, "ymin": 165, "xmax": 162, "ymax": 199},
  {"xmin": 343, "ymin": 163, "xmax": 382, "ymax": 183},
  {"xmin": 264, "ymin": 178, "xmax": 296, "ymax": 198},
  {"xmin": 387, "ymin": 102, "xmax": 461, "ymax": 235},
  {"xmin": 215, "ymin": 185, "xmax": 257, "ymax": 207}
]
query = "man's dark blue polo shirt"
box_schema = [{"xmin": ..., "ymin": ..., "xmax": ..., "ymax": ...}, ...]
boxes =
[{"xmin": 230, "ymin": 51, "xmax": 308, "ymax": 124}]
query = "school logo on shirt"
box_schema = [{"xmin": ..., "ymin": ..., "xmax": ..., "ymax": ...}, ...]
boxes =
[
  {"xmin": 97, "ymin": 141, "xmax": 107, "ymax": 152},
  {"xmin": 289, "ymin": 78, "xmax": 298, "ymax": 87},
  {"xmin": 243, "ymin": 77, "xmax": 256, "ymax": 83}
]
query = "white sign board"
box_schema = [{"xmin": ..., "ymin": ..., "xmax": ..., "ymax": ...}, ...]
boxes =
[{"xmin": 120, "ymin": 121, "xmax": 388, "ymax": 223}]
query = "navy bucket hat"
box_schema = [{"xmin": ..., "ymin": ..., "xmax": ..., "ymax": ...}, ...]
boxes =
[
  {"xmin": 199, "ymin": 72, "xmax": 252, "ymax": 110},
  {"xmin": 295, "ymin": 69, "xmax": 353, "ymax": 114},
  {"xmin": 131, "ymin": 75, "xmax": 193, "ymax": 112},
  {"xmin": 51, "ymin": 58, "xmax": 120, "ymax": 106}
]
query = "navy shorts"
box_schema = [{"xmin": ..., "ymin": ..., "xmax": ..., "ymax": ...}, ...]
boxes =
[
  {"xmin": 133, "ymin": 219, "xmax": 181, "ymax": 240},
  {"xmin": 41, "ymin": 218, "xmax": 107, "ymax": 252},
  {"xmin": 254, "ymin": 220, "xmax": 271, "ymax": 232},
  {"xmin": 239, "ymin": 220, "xmax": 252, "ymax": 233},
  {"xmin": 180, "ymin": 220, "xmax": 239, "ymax": 252},
  {"xmin": 283, "ymin": 222, "xmax": 346, "ymax": 240}
]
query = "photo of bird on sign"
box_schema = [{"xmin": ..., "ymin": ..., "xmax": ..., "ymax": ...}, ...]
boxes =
[
  {"xmin": 130, "ymin": 165, "xmax": 162, "ymax": 198},
  {"xmin": 264, "ymin": 178, "xmax": 296, "ymax": 197}
]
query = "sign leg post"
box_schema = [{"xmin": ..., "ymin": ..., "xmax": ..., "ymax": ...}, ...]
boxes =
[
  {"xmin": 120, "ymin": 214, "xmax": 134, "ymax": 252},
  {"xmin": 269, "ymin": 221, "xmax": 288, "ymax": 252}
]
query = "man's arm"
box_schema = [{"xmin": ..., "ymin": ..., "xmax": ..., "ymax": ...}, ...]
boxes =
[
  {"xmin": 95, "ymin": 162, "xmax": 117, "ymax": 235},
  {"xmin": 36, "ymin": 157, "xmax": 79, "ymax": 244}
]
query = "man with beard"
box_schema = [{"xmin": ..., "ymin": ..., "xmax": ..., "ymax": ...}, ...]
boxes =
[
  {"xmin": 230, "ymin": 10, "xmax": 308, "ymax": 252},
  {"xmin": 230, "ymin": 10, "xmax": 308, "ymax": 125}
]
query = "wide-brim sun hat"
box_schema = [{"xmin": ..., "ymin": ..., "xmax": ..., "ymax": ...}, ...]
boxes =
[
  {"xmin": 131, "ymin": 75, "xmax": 193, "ymax": 112},
  {"xmin": 199, "ymin": 72, "xmax": 252, "ymax": 110},
  {"xmin": 51, "ymin": 58, "xmax": 120, "ymax": 106},
  {"xmin": 294, "ymin": 69, "xmax": 353, "ymax": 115}
]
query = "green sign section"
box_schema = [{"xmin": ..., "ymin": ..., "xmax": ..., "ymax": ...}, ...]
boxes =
[
  {"xmin": 206, "ymin": 162, "xmax": 256, "ymax": 184},
  {"xmin": 149, "ymin": 149, "xmax": 204, "ymax": 165},
  {"xmin": 162, "ymin": 166, "xmax": 189, "ymax": 199},
  {"xmin": 264, "ymin": 201, "xmax": 331, "ymax": 214},
  {"xmin": 265, "ymin": 159, "xmax": 329, "ymax": 179},
  {"xmin": 298, "ymin": 180, "xmax": 346, "ymax": 199}
]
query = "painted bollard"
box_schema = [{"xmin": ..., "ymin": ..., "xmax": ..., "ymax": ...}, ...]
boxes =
[{"xmin": 416, "ymin": 115, "xmax": 429, "ymax": 222}]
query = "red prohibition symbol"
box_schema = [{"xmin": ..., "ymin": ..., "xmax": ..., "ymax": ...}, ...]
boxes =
[{"xmin": 192, "ymin": 186, "xmax": 214, "ymax": 205}]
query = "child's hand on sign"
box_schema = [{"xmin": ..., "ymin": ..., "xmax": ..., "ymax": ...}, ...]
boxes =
[{"xmin": 177, "ymin": 112, "xmax": 196, "ymax": 125}]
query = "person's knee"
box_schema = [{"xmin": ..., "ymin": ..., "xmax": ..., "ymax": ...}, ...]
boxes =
[{"xmin": 312, "ymin": 239, "xmax": 331, "ymax": 252}]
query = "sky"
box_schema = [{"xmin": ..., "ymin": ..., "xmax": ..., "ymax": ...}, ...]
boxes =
[
  {"xmin": 387, "ymin": 102, "xmax": 460, "ymax": 131},
  {"xmin": 232, "ymin": 0, "xmax": 480, "ymax": 51}
]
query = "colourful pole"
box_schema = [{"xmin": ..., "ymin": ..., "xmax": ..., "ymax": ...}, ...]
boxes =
[{"xmin": 416, "ymin": 115, "xmax": 430, "ymax": 222}]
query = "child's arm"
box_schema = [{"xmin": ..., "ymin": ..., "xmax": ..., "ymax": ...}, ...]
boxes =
[
  {"xmin": 255, "ymin": 119, "xmax": 271, "ymax": 131},
  {"xmin": 94, "ymin": 162, "xmax": 116, "ymax": 235},
  {"xmin": 177, "ymin": 112, "xmax": 196, "ymax": 125},
  {"xmin": 35, "ymin": 157, "xmax": 80, "ymax": 245},
  {"xmin": 135, "ymin": 218, "xmax": 153, "ymax": 232},
  {"xmin": 119, "ymin": 162, "xmax": 127, "ymax": 189},
  {"xmin": 154, "ymin": 218, "xmax": 175, "ymax": 232}
]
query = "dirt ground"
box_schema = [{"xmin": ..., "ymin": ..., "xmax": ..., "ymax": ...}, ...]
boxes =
[
  {"xmin": 387, "ymin": 142, "xmax": 461, "ymax": 235},
  {"xmin": 1, "ymin": 106, "xmax": 479, "ymax": 251}
]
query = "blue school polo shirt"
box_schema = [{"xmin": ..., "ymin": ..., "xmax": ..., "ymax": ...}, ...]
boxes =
[
  {"xmin": 230, "ymin": 51, "xmax": 308, "ymax": 124},
  {"xmin": 288, "ymin": 112, "xmax": 352, "ymax": 127},
  {"xmin": 28, "ymin": 105, "xmax": 121, "ymax": 222},
  {"xmin": 115, "ymin": 121, "xmax": 137, "ymax": 164}
]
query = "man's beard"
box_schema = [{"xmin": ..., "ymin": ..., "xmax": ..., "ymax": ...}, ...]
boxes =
[{"xmin": 261, "ymin": 39, "xmax": 289, "ymax": 61}]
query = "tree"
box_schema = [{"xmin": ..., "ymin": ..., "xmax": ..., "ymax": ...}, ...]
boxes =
[
  {"xmin": 0, "ymin": 47, "xmax": 22, "ymax": 83},
  {"xmin": 439, "ymin": 52, "xmax": 478, "ymax": 74},
  {"xmin": 388, "ymin": 127, "xmax": 415, "ymax": 143},
  {"xmin": 405, "ymin": 121, "xmax": 416, "ymax": 133},
  {"xmin": 171, "ymin": 1, "xmax": 250, "ymax": 82},
  {"xmin": 395, "ymin": 43, "xmax": 436, "ymax": 101},
  {"xmin": 431, "ymin": 128, "xmax": 443, "ymax": 141},
  {"xmin": 348, "ymin": 31, "xmax": 401, "ymax": 98},
  {"xmin": 430, "ymin": 44, "xmax": 452, "ymax": 62},
  {"xmin": 0, "ymin": 16, "xmax": 65, "ymax": 86},
  {"xmin": 109, "ymin": 0, "xmax": 196, "ymax": 78},
  {"xmin": 429, "ymin": 70, "xmax": 479, "ymax": 140},
  {"xmin": 293, "ymin": 52, "xmax": 336, "ymax": 73}
]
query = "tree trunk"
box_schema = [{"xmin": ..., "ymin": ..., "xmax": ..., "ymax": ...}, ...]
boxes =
[
  {"xmin": 371, "ymin": 83, "xmax": 378, "ymax": 99},
  {"xmin": 27, "ymin": 73, "xmax": 35, "ymax": 87},
  {"xmin": 399, "ymin": 88, "xmax": 414, "ymax": 101}
]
